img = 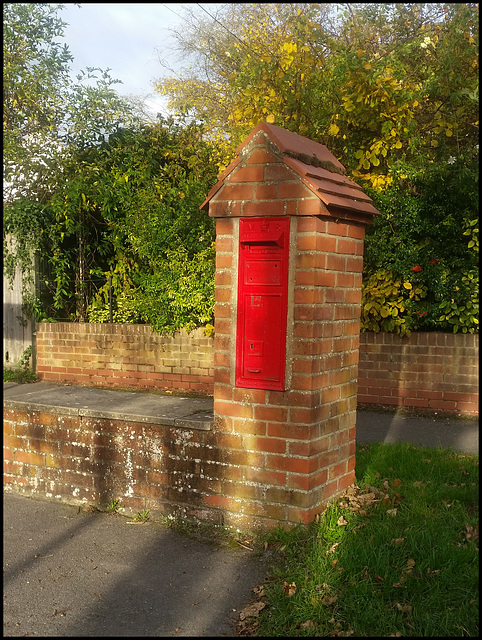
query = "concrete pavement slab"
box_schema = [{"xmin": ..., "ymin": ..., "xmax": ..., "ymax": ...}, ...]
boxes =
[
  {"xmin": 3, "ymin": 492, "xmax": 267, "ymax": 637},
  {"xmin": 356, "ymin": 409, "xmax": 479, "ymax": 455}
]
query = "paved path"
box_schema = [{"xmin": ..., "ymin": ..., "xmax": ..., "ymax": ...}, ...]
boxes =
[{"xmin": 3, "ymin": 492, "xmax": 267, "ymax": 637}]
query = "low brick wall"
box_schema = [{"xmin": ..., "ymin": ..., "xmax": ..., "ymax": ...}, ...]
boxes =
[
  {"xmin": 3, "ymin": 402, "xmax": 335, "ymax": 531},
  {"xmin": 357, "ymin": 332, "xmax": 479, "ymax": 416},
  {"xmin": 35, "ymin": 324, "xmax": 478, "ymax": 416},
  {"xmin": 35, "ymin": 323, "xmax": 214, "ymax": 395}
]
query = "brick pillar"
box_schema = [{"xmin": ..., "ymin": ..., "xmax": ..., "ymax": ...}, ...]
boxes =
[{"xmin": 201, "ymin": 122, "xmax": 378, "ymax": 529}]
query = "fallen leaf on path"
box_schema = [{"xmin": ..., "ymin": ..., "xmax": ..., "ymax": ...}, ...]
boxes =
[
  {"xmin": 253, "ymin": 584, "xmax": 266, "ymax": 597},
  {"xmin": 239, "ymin": 601, "xmax": 266, "ymax": 620}
]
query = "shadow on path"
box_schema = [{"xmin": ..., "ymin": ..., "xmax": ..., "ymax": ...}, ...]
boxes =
[{"xmin": 3, "ymin": 493, "xmax": 267, "ymax": 637}]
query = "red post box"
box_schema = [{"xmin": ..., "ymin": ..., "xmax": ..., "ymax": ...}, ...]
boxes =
[{"xmin": 235, "ymin": 216, "xmax": 290, "ymax": 390}]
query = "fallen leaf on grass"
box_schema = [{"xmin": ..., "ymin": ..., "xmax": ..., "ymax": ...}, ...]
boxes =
[
  {"xmin": 395, "ymin": 602, "xmax": 413, "ymax": 613},
  {"xmin": 426, "ymin": 568, "xmax": 441, "ymax": 576},
  {"xmin": 322, "ymin": 595, "xmax": 339, "ymax": 605},
  {"xmin": 393, "ymin": 478, "xmax": 403, "ymax": 487},
  {"xmin": 239, "ymin": 601, "xmax": 266, "ymax": 620},
  {"xmin": 327, "ymin": 542, "xmax": 341, "ymax": 554},
  {"xmin": 391, "ymin": 538, "xmax": 405, "ymax": 545},
  {"xmin": 300, "ymin": 620, "xmax": 315, "ymax": 629},
  {"xmin": 413, "ymin": 480, "xmax": 425, "ymax": 487},
  {"xmin": 337, "ymin": 516, "xmax": 348, "ymax": 526},
  {"xmin": 382, "ymin": 494, "xmax": 391, "ymax": 507},
  {"xmin": 329, "ymin": 622, "xmax": 355, "ymax": 637},
  {"xmin": 283, "ymin": 581, "xmax": 297, "ymax": 597},
  {"xmin": 352, "ymin": 520, "xmax": 369, "ymax": 531},
  {"xmin": 461, "ymin": 523, "xmax": 479, "ymax": 541},
  {"xmin": 386, "ymin": 508, "xmax": 398, "ymax": 516},
  {"xmin": 358, "ymin": 491, "xmax": 377, "ymax": 502}
]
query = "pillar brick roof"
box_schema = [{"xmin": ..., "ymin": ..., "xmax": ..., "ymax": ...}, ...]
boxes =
[{"xmin": 200, "ymin": 121, "xmax": 380, "ymax": 221}]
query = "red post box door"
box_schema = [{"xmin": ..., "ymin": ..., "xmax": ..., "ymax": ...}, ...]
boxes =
[{"xmin": 235, "ymin": 217, "xmax": 290, "ymax": 390}]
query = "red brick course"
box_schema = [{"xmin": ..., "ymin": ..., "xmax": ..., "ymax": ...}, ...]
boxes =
[
  {"xmin": 357, "ymin": 332, "xmax": 478, "ymax": 415},
  {"xmin": 36, "ymin": 324, "xmax": 214, "ymax": 395}
]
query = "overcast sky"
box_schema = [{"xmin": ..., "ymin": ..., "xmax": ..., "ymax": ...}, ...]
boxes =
[{"xmin": 59, "ymin": 3, "xmax": 197, "ymax": 118}]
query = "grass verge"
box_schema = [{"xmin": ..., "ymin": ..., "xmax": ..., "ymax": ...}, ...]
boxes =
[{"xmin": 241, "ymin": 442, "xmax": 478, "ymax": 637}]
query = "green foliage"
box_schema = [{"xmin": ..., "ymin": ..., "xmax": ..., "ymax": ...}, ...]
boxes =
[
  {"xmin": 3, "ymin": 347, "xmax": 37, "ymax": 384},
  {"xmin": 3, "ymin": 2, "xmax": 139, "ymax": 320},
  {"xmin": 160, "ymin": 3, "xmax": 478, "ymax": 335},
  {"xmin": 3, "ymin": 3, "xmax": 137, "ymax": 205},
  {"xmin": 106, "ymin": 499, "xmax": 124, "ymax": 514},
  {"xmin": 18, "ymin": 115, "xmax": 219, "ymax": 333},
  {"xmin": 361, "ymin": 269, "xmax": 426, "ymax": 336},
  {"xmin": 132, "ymin": 244, "xmax": 216, "ymax": 335},
  {"xmin": 438, "ymin": 271, "xmax": 479, "ymax": 334},
  {"xmin": 363, "ymin": 147, "xmax": 479, "ymax": 333},
  {"xmin": 5, "ymin": 3, "xmax": 478, "ymax": 337},
  {"xmin": 3, "ymin": 199, "xmax": 51, "ymax": 293},
  {"xmin": 130, "ymin": 509, "xmax": 150, "ymax": 523},
  {"xmin": 3, "ymin": 3, "xmax": 73, "ymax": 203},
  {"xmin": 463, "ymin": 218, "xmax": 479, "ymax": 253}
]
